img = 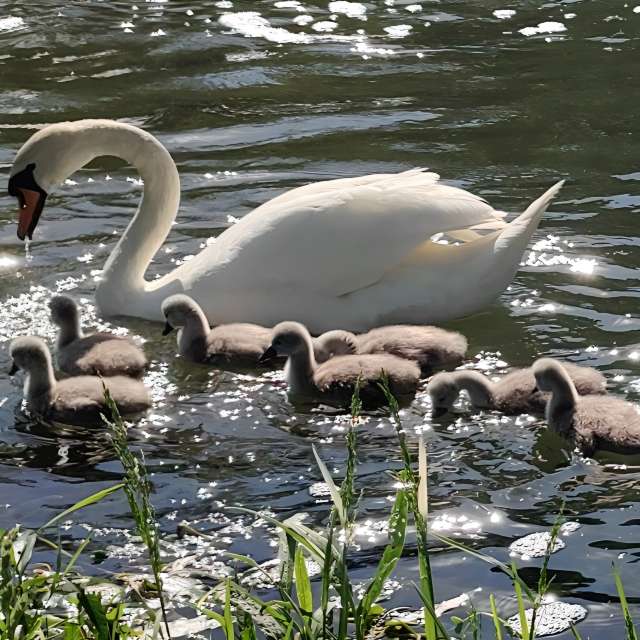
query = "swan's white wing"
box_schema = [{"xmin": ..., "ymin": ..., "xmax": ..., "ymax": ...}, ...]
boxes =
[{"xmin": 202, "ymin": 171, "xmax": 506, "ymax": 296}]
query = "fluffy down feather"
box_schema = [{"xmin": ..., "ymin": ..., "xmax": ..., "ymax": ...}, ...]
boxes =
[
  {"xmin": 48, "ymin": 375, "xmax": 151, "ymax": 426},
  {"xmin": 58, "ymin": 333, "xmax": 147, "ymax": 378},
  {"xmin": 313, "ymin": 353, "xmax": 420, "ymax": 408}
]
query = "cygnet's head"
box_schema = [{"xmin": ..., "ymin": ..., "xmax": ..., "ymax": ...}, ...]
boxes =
[
  {"xmin": 260, "ymin": 321, "xmax": 311, "ymax": 363},
  {"xmin": 532, "ymin": 358, "xmax": 567, "ymax": 392},
  {"xmin": 9, "ymin": 336, "xmax": 52, "ymax": 375},
  {"xmin": 426, "ymin": 372, "xmax": 460, "ymax": 418},
  {"xmin": 49, "ymin": 295, "xmax": 79, "ymax": 328},
  {"xmin": 161, "ymin": 294, "xmax": 202, "ymax": 335}
]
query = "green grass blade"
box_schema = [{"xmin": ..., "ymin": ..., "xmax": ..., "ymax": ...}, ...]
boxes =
[
  {"xmin": 512, "ymin": 561, "xmax": 530, "ymax": 640},
  {"xmin": 62, "ymin": 532, "xmax": 93, "ymax": 577},
  {"xmin": 294, "ymin": 545, "xmax": 313, "ymax": 616},
  {"xmin": 77, "ymin": 590, "xmax": 111, "ymax": 640},
  {"xmin": 569, "ymin": 624, "xmax": 584, "ymax": 640},
  {"xmin": 417, "ymin": 436, "xmax": 428, "ymax": 521},
  {"xmin": 614, "ymin": 564, "xmax": 638, "ymax": 640},
  {"xmin": 224, "ymin": 579, "xmax": 235, "ymax": 639},
  {"xmin": 38, "ymin": 484, "xmax": 124, "ymax": 533},
  {"xmin": 312, "ymin": 444, "xmax": 346, "ymax": 528},
  {"xmin": 357, "ymin": 489, "xmax": 408, "ymax": 635},
  {"xmin": 490, "ymin": 594, "xmax": 503, "ymax": 640}
]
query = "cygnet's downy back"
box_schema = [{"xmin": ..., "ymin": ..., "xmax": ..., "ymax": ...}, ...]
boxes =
[
  {"xmin": 162, "ymin": 294, "xmax": 276, "ymax": 368},
  {"xmin": 264, "ymin": 321, "xmax": 420, "ymax": 409},
  {"xmin": 533, "ymin": 357, "xmax": 640, "ymax": 456},
  {"xmin": 49, "ymin": 295, "xmax": 147, "ymax": 378},
  {"xmin": 9, "ymin": 335, "xmax": 151, "ymax": 427}
]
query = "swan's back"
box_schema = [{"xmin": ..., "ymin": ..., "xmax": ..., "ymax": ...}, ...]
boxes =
[
  {"xmin": 51, "ymin": 375, "xmax": 151, "ymax": 426},
  {"xmin": 58, "ymin": 333, "xmax": 147, "ymax": 378},
  {"xmin": 356, "ymin": 325, "xmax": 467, "ymax": 371}
]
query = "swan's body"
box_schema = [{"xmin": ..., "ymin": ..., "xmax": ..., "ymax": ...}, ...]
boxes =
[
  {"xmin": 9, "ymin": 120, "xmax": 563, "ymax": 332},
  {"xmin": 9, "ymin": 336, "xmax": 151, "ymax": 427},
  {"xmin": 533, "ymin": 358, "xmax": 640, "ymax": 456},
  {"xmin": 50, "ymin": 295, "xmax": 147, "ymax": 377},
  {"xmin": 428, "ymin": 362, "xmax": 606, "ymax": 417},
  {"xmin": 315, "ymin": 324, "xmax": 467, "ymax": 374},
  {"xmin": 264, "ymin": 321, "xmax": 420, "ymax": 409},
  {"xmin": 161, "ymin": 294, "xmax": 278, "ymax": 368}
]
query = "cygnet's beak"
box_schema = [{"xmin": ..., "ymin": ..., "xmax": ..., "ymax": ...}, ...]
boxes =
[
  {"xmin": 162, "ymin": 321, "xmax": 174, "ymax": 336},
  {"xmin": 8, "ymin": 361, "xmax": 18, "ymax": 376},
  {"xmin": 431, "ymin": 406, "xmax": 448, "ymax": 419},
  {"xmin": 532, "ymin": 385, "xmax": 540, "ymax": 394},
  {"xmin": 259, "ymin": 345, "xmax": 278, "ymax": 364}
]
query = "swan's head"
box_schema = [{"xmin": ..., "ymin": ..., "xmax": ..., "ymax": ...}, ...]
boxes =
[
  {"xmin": 9, "ymin": 336, "xmax": 52, "ymax": 375},
  {"xmin": 260, "ymin": 321, "xmax": 312, "ymax": 362},
  {"xmin": 532, "ymin": 358, "xmax": 567, "ymax": 392},
  {"xmin": 9, "ymin": 120, "xmax": 110, "ymax": 241},
  {"xmin": 49, "ymin": 295, "xmax": 79, "ymax": 328},
  {"xmin": 314, "ymin": 330, "xmax": 358, "ymax": 363},
  {"xmin": 426, "ymin": 372, "xmax": 460, "ymax": 418},
  {"xmin": 161, "ymin": 294, "xmax": 202, "ymax": 335}
]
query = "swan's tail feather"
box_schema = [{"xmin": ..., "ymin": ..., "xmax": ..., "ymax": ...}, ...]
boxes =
[{"xmin": 494, "ymin": 180, "xmax": 565, "ymax": 253}]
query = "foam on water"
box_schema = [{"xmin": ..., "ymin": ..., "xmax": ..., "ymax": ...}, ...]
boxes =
[
  {"xmin": 328, "ymin": 1, "xmax": 367, "ymax": 19},
  {"xmin": 219, "ymin": 11, "xmax": 311, "ymax": 44},
  {"xmin": 518, "ymin": 21, "xmax": 567, "ymax": 37},
  {"xmin": 0, "ymin": 16, "xmax": 25, "ymax": 32}
]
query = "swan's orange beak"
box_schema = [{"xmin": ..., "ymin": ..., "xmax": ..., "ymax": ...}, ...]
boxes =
[
  {"xmin": 15, "ymin": 188, "xmax": 46, "ymax": 241},
  {"xmin": 8, "ymin": 163, "xmax": 48, "ymax": 241}
]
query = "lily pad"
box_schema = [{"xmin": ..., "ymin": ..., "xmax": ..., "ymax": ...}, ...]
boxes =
[{"xmin": 507, "ymin": 602, "xmax": 587, "ymax": 637}]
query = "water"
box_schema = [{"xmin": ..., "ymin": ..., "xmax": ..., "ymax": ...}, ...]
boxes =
[{"xmin": 1, "ymin": 0, "xmax": 640, "ymax": 635}]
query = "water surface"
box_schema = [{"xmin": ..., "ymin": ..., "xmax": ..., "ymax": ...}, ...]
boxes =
[{"xmin": 1, "ymin": 1, "xmax": 640, "ymax": 636}]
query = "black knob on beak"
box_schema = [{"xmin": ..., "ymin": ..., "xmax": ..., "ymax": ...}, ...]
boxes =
[
  {"xmin": 259, "ymin": 346, "xmax": 278, "ymax": 364},
  {"xmin": 162, "ymin": 321, "xmax": 174, "ymax": 336},
  {"xmin": 8, "ymin": 362, "xmax": 18, "ymax": 376}
]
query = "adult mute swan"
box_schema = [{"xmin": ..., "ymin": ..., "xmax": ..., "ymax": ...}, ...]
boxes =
[{"xmin": 8, "ymin": 120, "xmax": 563, "ymax": 332}]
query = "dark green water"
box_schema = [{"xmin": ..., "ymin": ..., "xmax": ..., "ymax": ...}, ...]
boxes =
[{"xmin": 1, "ymin": 1, "xmax": 640, "ymax": 636}]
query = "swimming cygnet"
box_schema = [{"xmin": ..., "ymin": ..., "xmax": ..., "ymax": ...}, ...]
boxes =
[
  {"xmin": 261, "ymin": 321, "xmax": 420, "ymax": 409},
  {"xmin": 50, "ymin": 295, "xmax": 147, "ymax": 378},
  {"xmin": 315, "ymin": 325, "xmax": 467, "ymax": 374},
  {"xmin": 428, "ymin": 361, "xmax": 606, "ymax": 417},
  {"xmin": 533, "ymin": 358, "xmax": 640, "ymax": 456},
  {"xmin": 9, "ymin": 336, "xmax": 151, "ymax": 427},
  {"xmin": 161, "ymin": 294, "xmax": 278, "ymax": 368}
]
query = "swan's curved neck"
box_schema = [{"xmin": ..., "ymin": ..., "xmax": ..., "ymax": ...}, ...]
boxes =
[
  {"xmin": 25, "ymin": 360, "xmax": 56, "ymax": 415},
  {"xmin": 76, "ymin": 123, "xmax": 180, "ymax": 309},
  {"xmin": 545, "ymin": 370, "xmax": 578, "ymax": 430},
  {"xmin": 286, "ymin": 336, "xmax": 318, "ymax": 395},
  {"xmin": 453, "ymin": 371, "xmax": 495, "ymax": 408},
  {"xmin": 58, "ymin": 317, "xmax": 83, "ymax": 348},
  {"xmin": 178, "ymin": 308, "xmax": 211, "ymax": 361}
]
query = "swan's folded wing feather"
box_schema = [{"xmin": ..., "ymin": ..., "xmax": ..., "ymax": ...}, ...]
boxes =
[{"xmin": 203, "ymin": 172, "xmax": 505, "ymax": 296}]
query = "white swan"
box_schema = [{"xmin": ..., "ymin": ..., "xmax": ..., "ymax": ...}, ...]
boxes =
[{"xmin": 8, "ymin": 119, "xmax": 563, "ymax": 333}]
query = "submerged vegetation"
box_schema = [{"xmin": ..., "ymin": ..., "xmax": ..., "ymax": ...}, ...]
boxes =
[{"xmin": 0, "ymin": 384, "xmax": 637, "ymax": 640}]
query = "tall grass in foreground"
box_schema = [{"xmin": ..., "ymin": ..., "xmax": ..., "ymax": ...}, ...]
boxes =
[{"xmin": 0, "ymin": 384, "xmax": 639, "ymax": 639}]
